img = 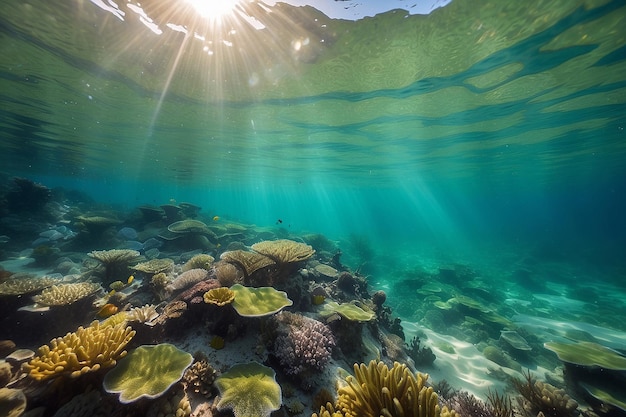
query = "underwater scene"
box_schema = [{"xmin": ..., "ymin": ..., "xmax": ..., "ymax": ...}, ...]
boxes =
[{"xmin": 1, "ymin": 0, "xmax": 626, "ymax": 416}]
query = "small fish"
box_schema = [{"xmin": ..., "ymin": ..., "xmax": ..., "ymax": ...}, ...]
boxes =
[
  {"xmin": 96, "ymin": 303, "xmax": 119, "ymax": 318},
  {"xmin": 276, "ymin": 219, "xmax": 283, "ymax": 224},
  {"xmin": 127, "ymin": 275, "xmax": 134, "ymax": 285},
  {"xmin": 213, "ymin": 215, "xmax": 220, "ymax": 221}
]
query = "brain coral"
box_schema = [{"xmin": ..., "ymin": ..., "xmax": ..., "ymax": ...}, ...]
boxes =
[
  {"xmin": 25, "ymin": 321, "xmax": 135, "ymax": 381},
  {"xmin": 272, "ymin": 311, "xmax": 335, "ymax": 375},
  {"xmin": 103, "ymin": 343, "xmax": 193, "ymax": 403}
]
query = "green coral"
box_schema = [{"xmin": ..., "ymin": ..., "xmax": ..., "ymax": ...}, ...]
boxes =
[
  {"xmin": 230, "ymin": 284, "xmax": 292, "ymax": 317},
  {"xmin": 215, "ymin": 362, "xmax": 282, "ymax": 417},
  {"xmin": 544, "ymin": 341, "xmax": 626, "ymax": 370},
  {"xmin": 103, "ymin": 343, "xmax": 193, "ymax": 403},
  {"xmin": 320, "ymin": 301, "xmax": 375, "ymax": 322}
]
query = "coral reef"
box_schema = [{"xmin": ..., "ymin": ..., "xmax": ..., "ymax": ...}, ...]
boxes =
[
  {"xmin": 271, "ymin": 311, "xmax": 335, "ymax": 375},
  {"xmin": 32, "ymin": 282, "xmax": 101, "ymax": 306},
  {"xmin": 215, "ymin": 361, "xmax": 282, "ymax": 417},
  {"xmin": 313, "ymin": 360, "xmax": 458, "ymax": 417},
  {"xmin": 230, "ymin": 284, "xmax": 293, "ymax": 317},
  {"xmin": 24, "ymin": 321, "xmax": 135, "ymax": 381},
  {"xmin": 103, "ymin": 343, "xmax": 193, "ymax": 403}
]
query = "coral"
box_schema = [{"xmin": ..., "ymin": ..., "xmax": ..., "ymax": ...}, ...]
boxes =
[
  {"xmin": 0, "ymin": 362, "xmax": 11, "ymax": 387},
  {"xmin": 103, "ymin": 343, "xmax": 193, "ymax": 404},
  {"xmin": 220, "ymin": 250, "xmax": 275, "ymax": 278},
  {"xmin": 24, "ymin": 321, "xmax": 135, "ymax": 381},
  {"xmin": 88, "ymin": 249, "xmax": 141, "ymax": 284},
  {"xmin": 168, "ymin": 219, "xmax": 212, "ymax": 234},
  {"xmin": 320, "ymin": 301, "xmax": 375, "ymax": 322},
  {"xmin": 127, "ymin": 304, "xmax": 160, "ymax": 324},
  {"xmin": 251, "ymin": 239, "xmax": 315, "ymax": 263},
  {"xmin": 132, "ymin": 258, "xmax": 175, "ymax": 275},
  {"xmin": 371, "ymin": 290, "xmax": 387, "ymax": 307},
  {"xmin": 408, "ymin": 336, "xmax": 436, "ymax": 367},
  {"xmin": 581, "ymin": 382, "xmax": 626, "ymax": 414},
  {"xmin": 230, "ymin": 284, "xmax": 293, "ymax": 317},
  {"xmin": 272, "ymin": 311, "xmax": 335, "ymax": 375},
  {"xmin": 444, "ymin": 391, "xmax": 493, "ymax": 417},
  {"xmin": 544, "ymin": 341, "xmax": 626, "ymax": 370},
  {"xmin": 215, "ymin": 361, "xmax": 282, "ymax": 417},
  {"xmin": 512, "ymin": 370, "xmax": 578, "ymax": 417},
  {"xmin": 0, "ymin": 275, "xmax": 58, "ymax": 296},
  {"xmin": 213, "ymin": 260, "xmax": 244, "ymax": 287},
  {"xmin": 152, "ymin": 301, "xmax": 188, "ymax": 326},
  {"xmin": 183, "ymin": 254, "xmax": 215, "ymax": 272},
  {"xmin": 177, "ymin": 279, "xmax": 220, "ymax": 305},
  {"xmin": 313, "ymin": 360, "xmax": 458, "ymax": 417},
  {"xmin": 203, "ymin": 287, "xmax": 235, "ymax": 306},
  {"xmin": 486, "ymin": 388, "xmax": 514, "ymax": 417},
  {"xmin": 314, "ymin": 264, "xmax": 338, "ymax": 279},
  {"xmin": 0, "ymin": 388, "xmax": 26, "ymax": 417},
  {"xmin": 500, "ymin": 331, "xmax": 531, "ymax": 351},
  {"xmin": 32, "ymin": 282, "xmax": 101, "ymax": 306},
  {"xmin": 147, "ymin": 386, "xmax": 192, "ymax": 417},
  {"xmin": 183, "ymin": 360, "xmax": 217, "ymax": 396},
  {"xmin": 166, "ymin": 268, "xmax": 210, "ymax": 293}
]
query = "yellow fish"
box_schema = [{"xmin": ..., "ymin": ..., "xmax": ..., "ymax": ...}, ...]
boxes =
[
  {"xmin": 127, "ymin": 275, "xmax": 134, "ymax": 285},
  {"xmin": 96, "ymin": 303, "xmax": 118, "ymax": 318},
  {"xmin": 213, "ymin": 215, "xmax": 220, "ymax": 221}
]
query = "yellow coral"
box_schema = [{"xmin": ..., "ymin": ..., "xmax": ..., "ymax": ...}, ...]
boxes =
[
  {"xmin": 203, "ymin": 287, "xmax": 235, "ymax": 306},
  {"xmin": 313, "ymin": 360, "xmax": 458, "ymax": 417},
  {"xmin": 33, "ymin": 282, "xmax": 101, "ymax": 306},
  {"xmin": 0, "ymin": 275, "xmax": 58, "ymax": 296},
  {"xmin": 24, "ymin": 321, "xmax": 136, "ymax": 381}
]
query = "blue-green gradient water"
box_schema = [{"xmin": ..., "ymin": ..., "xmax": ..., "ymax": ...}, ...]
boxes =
[{"xmin": 2, "ymin": 0, "xmax": 626, "ymax": 409}]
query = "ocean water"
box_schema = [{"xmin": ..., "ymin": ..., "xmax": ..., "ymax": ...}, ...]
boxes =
[{"xmin": 1, "ymin": 0, "xmax": 626, "ymax": 415}]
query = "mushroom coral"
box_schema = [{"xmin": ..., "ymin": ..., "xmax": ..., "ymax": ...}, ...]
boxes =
[
  {"xmin": 215, "ymin": 362, "xmax": 282, "ymax": 417},
  {"xmin": 24, "ymin": 321, "xmax": 135, "ymax": 381},
  {"xmin": 103, "ymin": 343, "xmax": 193, "ymax": 404},
  {"xmin": 313, "ymin": 360, "xmax": 458, "ymax": 417}
]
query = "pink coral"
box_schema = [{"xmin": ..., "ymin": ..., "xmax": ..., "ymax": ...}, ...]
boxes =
[{"xmin": 272, "ymin": 312, "xmax": 335, "ymax": 375}]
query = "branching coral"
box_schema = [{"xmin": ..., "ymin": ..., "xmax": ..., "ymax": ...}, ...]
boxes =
[
  {"xmin": 271, "ymin": 312, "xmax": 335, "ymax": 375},
  {"xmin": 313, "ymin": 360, "xmax": 458, "ymax": 417},
  {"xmin": 24, "ymin": 321, "xmax": 136, "ymax": 381},
  {"xmin": 512, "ymin": 370, "xmax": 578, "ymax": 417},
  {"xmin": 32, "ymin": 282, "xmax": 101, "ymax": 306}
]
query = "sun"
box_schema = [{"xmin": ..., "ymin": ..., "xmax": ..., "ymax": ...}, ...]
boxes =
[{"xmin": 184, "ymin": 0, "xmax": 240, "ymax": 19}]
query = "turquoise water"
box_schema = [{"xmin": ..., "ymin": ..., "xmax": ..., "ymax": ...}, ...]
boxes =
[{"xmin": 1, "ymin": 0, "xmax": 626, "ymax": 415}]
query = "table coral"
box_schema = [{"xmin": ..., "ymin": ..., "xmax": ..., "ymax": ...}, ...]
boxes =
[
  {"xmin": 313, "ymin": 360, "xmax": 458, "ymax": 417},
  {"xmin": 103, "ymin": 343, "xmax": 193, "ymax": 404},
  {"xmin": 131, "ymin": 258, "xmax": 174, "ymax": 275},
  {"xmin": 251, "ymin": 239, "xmax": 315, "ymax": 263},
  {"xmin": 32, "ymin": 282, "xmax": 101, "ymax": 306},
  {"xmin": 319, "ymin": 301, "xmax": 375, "ymax": 322},
  {"xmin": 0, "ymin": 275, "xmax": 58, "ymax": 296},
  {"xmin": 215, "ymin": 361, "xmax": 282, "ymax": 417},
  {"xmin": 220, "ymin": 250, "xmax": 275, "ymax": 278},
  {"xmin": 24, "ymin": 321, "xmax": 136, "ymax": 381},
  {"xmin": 182, "ymin": 253, "xmax": 215, "ymax": 271}
]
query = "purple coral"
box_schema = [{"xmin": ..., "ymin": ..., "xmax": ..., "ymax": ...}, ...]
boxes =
[{"xmin": 273, "ymin": 312, "xmax": 335, "ymax": 375}]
